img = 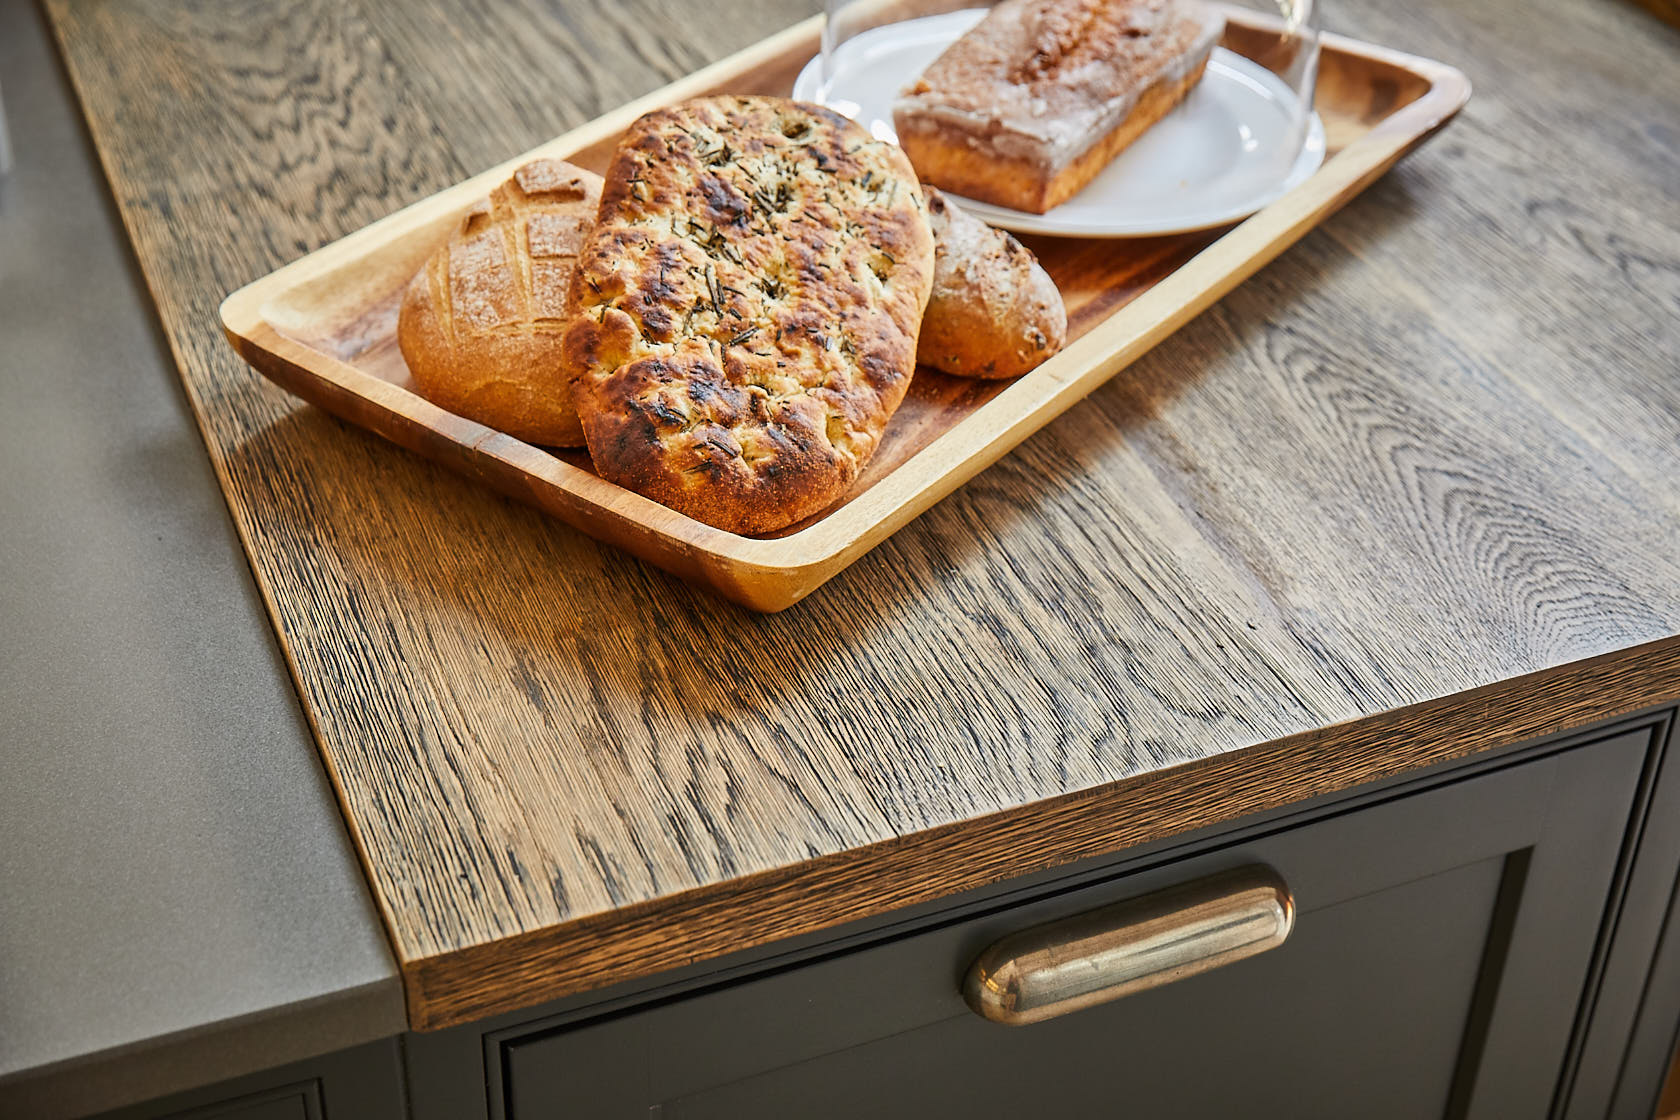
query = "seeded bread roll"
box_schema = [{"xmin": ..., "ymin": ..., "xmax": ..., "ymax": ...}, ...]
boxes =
[
  {"xmin": 894, "ymin": 0, "xmax": 1224, "ymax": 214},
  {"xmin": 562, "ymin": 96, "xmax": 935, "ymax": 535},
  {"xmin": 398, "ymin": 158, "xmax": 601, "ymax": 447},
  {"xmin": 919, "ymin": 188, "xmax": 1066, "ymax": 379}
]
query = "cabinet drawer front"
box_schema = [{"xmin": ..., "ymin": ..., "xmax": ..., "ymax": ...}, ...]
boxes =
[
  {"xmin": 161, "ymin": 1084, "xmax": 318, "ymax": 1120},
  {"xmin": 670, "ymin": 857, "xmax": 1503, "ymax": 1119},
  {"xmin": 502, "ymin": 730, "xmax": 1650, "ymax": 1119}
]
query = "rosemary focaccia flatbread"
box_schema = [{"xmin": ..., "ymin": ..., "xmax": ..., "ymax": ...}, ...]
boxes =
[{"xmin": 562, "ymin": 96, "xmax": 935, "ymax": 535}]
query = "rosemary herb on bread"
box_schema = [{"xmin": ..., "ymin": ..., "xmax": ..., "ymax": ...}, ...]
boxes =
[
  {"xmin": 562, "ymin": 96, "xmax": 934, "ymax": 535},
  {"xmin": 919, "ymin": 188, "xmax": 1066, "ymax": 378},
  {"xmin": 398, "ymin": 158, "xmax": 601, "ymax": 446}
]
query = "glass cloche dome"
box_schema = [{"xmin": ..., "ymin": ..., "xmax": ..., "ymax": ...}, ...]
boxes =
[{"xmin": 794, "ymin": 0, "xmax": 1323, "ymax": 236}]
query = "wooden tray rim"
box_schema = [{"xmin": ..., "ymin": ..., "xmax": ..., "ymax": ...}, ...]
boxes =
[{"xmin": 220, "ymin": 16, "xmax": 1470, "ymax": 594}]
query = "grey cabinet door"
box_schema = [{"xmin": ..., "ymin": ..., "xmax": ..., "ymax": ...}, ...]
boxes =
[
  {"xmin": 92, "ymin": 1040, "xmax": 404, "ymax": 1120},
  {"xmin": 499, "ymin": 728, "xmax": 1653, "ymax": 1120}
]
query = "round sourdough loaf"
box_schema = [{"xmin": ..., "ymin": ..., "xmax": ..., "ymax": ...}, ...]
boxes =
[
  {"xmin": 562, "ymin": 97, "xmax": 934, "ymax": 535},
  {"xmin": 398, "ymin": 158, "xmax": 601, "ymax": 447}
]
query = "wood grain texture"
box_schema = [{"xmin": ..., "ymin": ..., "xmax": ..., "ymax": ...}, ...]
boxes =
[
  {"xmin": 44, "ymin": 0, "xmax": 1680, "ymax": 1029},
  {"xmin": 218, "ymin": 20, "xmax": 1466, "ymax": 609}
]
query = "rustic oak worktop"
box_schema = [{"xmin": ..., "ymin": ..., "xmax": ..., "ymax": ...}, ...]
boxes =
[{"xmin": 44, "ymin": 0, "xmax": 1680, "ymax": 1033}]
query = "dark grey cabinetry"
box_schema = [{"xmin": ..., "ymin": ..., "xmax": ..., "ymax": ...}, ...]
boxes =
[
  {"xmin": 91, "ymin": 1041, "xmax": 404, "ymax": 1120},
  {"xmin": 88, "ymin": 713, "xmax": 1680, "ymax": 1120},
  {"xmin": 493, "ymin": 727, "xmax": 1651, "ymax": 1120}
]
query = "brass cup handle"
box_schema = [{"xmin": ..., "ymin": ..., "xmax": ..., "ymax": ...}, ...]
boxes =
[{"xmin": 962, "ymin": 866, "xmax": 1295, "ymax": 1026}]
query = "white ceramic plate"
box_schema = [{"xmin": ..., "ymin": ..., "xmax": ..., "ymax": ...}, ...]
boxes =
[{"xmin": 791, "ymin": 9, "xmax": 1326, "ymax": 237}]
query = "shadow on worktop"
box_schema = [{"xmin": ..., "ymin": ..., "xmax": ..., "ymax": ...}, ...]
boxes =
[
  {"xmin": 222, "ymin": 396, "xmax": 1021, "ymax": 655},
  {"xmin": 222, "ymin": 366, "xmax": 1330, "ymax": 828},
  {"xmin": 212, "ymin": 165, "xmax": 1443, "ymax": 741}
]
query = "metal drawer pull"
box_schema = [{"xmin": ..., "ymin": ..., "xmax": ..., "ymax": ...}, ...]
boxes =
[{"xmin": 963, "ymin": 866, "xmax": 1294, "ymax": 1025}]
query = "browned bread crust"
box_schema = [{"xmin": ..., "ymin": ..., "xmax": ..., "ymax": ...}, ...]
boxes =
[
  {"xmin": 894, "ymin": 0, "xmax": 1224, "ymax": 214},
  {"xmin": 398, "ymin": 159, "xmax": 601, "ymax": 447},
  {"xmin": 918, "ymin": 188, "xmax": 1067, "ymax": 379},
  {"xmin": 562, "ymin": 96, "xmax": 935, "ymax": 535}
]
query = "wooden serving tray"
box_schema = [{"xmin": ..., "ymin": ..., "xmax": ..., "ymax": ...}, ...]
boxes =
[{"xmin": 220, "ymin": 14, "xmax": 1469, "ymax": 612}]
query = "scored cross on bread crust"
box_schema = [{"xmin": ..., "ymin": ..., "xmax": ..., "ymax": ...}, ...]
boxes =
[
  {"xmin": 398, "ymin": 158, "xmax": 602, "ymax": 447},
  {"xmin": 562, "ymin": 97, "xmax": 935, "ymax": 536}
]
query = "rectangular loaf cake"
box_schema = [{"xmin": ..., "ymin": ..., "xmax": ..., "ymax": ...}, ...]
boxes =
[{"xmin": 893, "ymin": 0, "xmax": 1224, "ymax": 214}]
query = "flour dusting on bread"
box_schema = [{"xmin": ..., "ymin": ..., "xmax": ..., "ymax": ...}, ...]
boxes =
[
  {"xmin": 398, "ymin": 158, "xmax": 601, "ymax": 446},
  {"xmin": 919, "ymin": 188, "xmax": 1066, "ymax": 378}
]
